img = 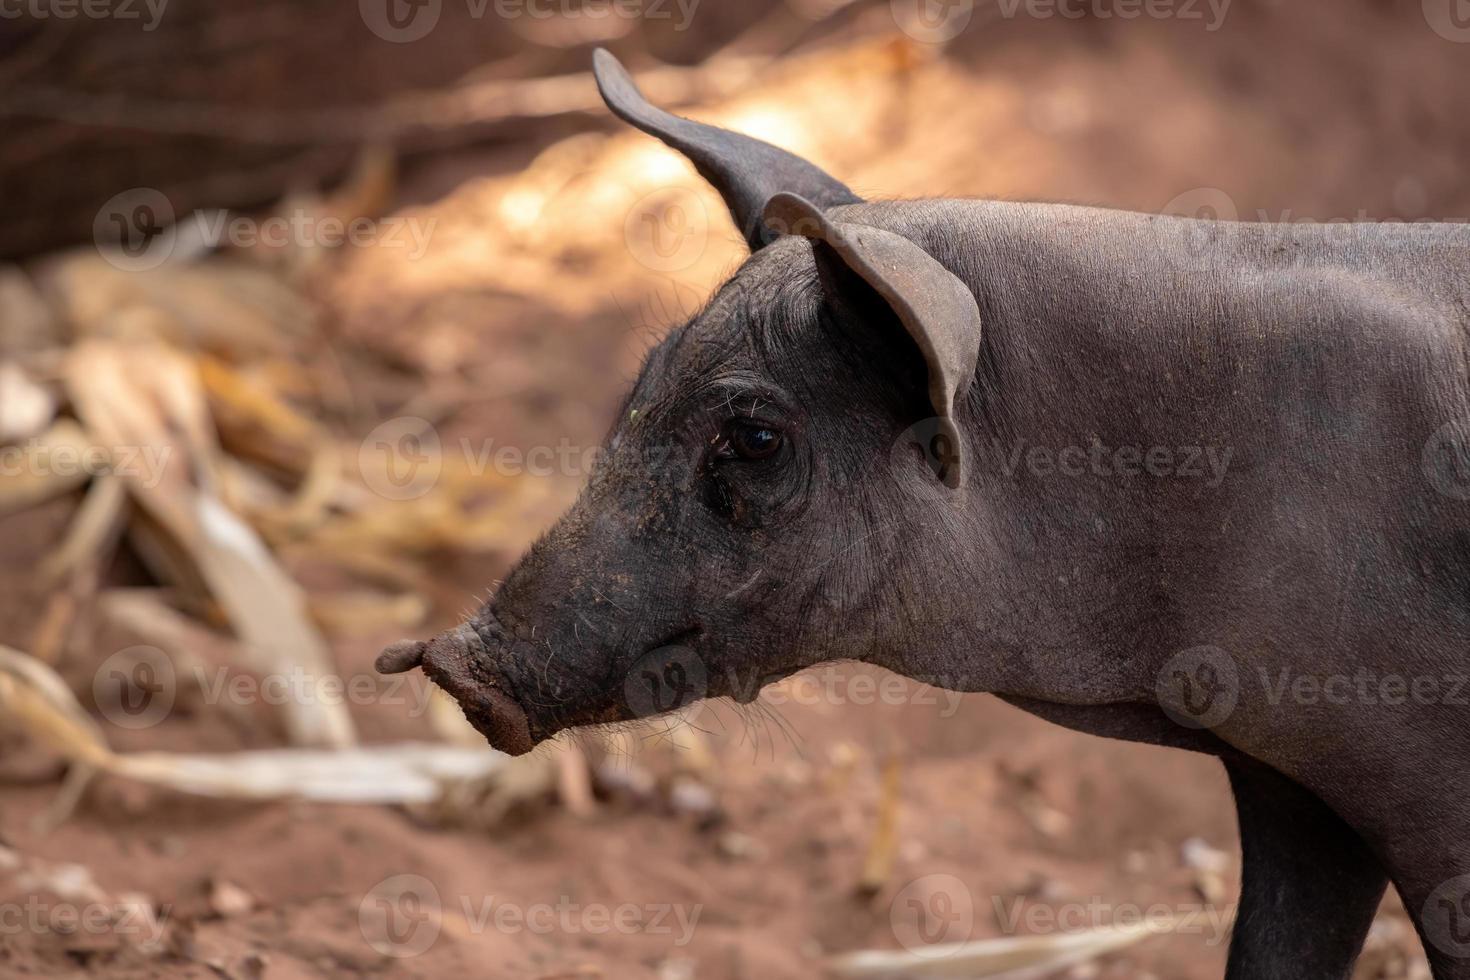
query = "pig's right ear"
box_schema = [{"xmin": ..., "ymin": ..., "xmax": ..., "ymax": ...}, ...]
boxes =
[
  {"xmin": 763, "ymin": 192, "xmax": 982, "ymax": 490},
  {"xmin": 592, "ymin": 48, "xmax": 860, "ymax": 250}
]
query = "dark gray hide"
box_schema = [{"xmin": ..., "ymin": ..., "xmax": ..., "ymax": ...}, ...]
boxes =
[{"xmin": 382, "ymin": 48, "xmax": 1470, "ymax": 980}]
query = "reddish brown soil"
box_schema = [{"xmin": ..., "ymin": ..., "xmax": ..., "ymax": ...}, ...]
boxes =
[{"xmin": 3, "ymin": 3, "xmax": 1466, "ymax": 978}]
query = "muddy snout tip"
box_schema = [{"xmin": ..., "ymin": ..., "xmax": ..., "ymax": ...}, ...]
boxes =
[
  {"xmin": 375, "ymin": 639, "xmax": 427, "ymax": 675},
  {"xmin": 399, "ymin": 624, "xmax": 536, "ymax": 757},
  {"xmin": 460, "ymin": 686, "xmax": 536, "ymax": 757}
]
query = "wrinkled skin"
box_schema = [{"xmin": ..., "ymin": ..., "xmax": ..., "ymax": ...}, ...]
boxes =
[
  {"xmin": 379, "ymin": 51, "xmax": 1470, "ymax": 980},
  {"xmin": 422, "ymin": 231, "xmax": 982, "ymax": 745}
]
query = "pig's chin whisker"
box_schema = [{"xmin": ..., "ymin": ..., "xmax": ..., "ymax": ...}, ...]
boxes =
[
  {"xmin": 700, "ymin": 700, "xmax": 733, "ymax": 739},
  {"xmin": 751, "ymin": 699, "xmax": 802, "ymax": 762},
  {"xmin": 634, "ymin": 709, "xmax": 716, "ymax": 753},
  {"xmin": 563, "ymin": 724, "xmax": 621, "ymax": 764},
  {"xmin": 671, "ymin": 706, "xmax": 718, "ymax": 740},
  {"xmin": 728, "ymin": 700, "xmax": 758, "ymax": 760},
  {"xmin": 750, "ymin": 698, "xmax": 804, "ymax": 758},
  {"xmin": 720, "ymin": 696, "xmax": 799, "ymax": 765},
  {"xmin": 735, "ymin": 701, "xmax": 775, "ymax": 765},
  {"xmin": 560, "ymin": 708, "xmax": 711, "ymax": 760}
]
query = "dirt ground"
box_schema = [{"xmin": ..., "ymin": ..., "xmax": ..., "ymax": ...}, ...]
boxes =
[{"xmin": 2, "ymin": 2, "xmax": 1467, "ymax": 977}]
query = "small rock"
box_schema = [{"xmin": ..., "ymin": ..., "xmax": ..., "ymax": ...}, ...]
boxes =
[
  {"xmin": 1364, "ymin": 915, "xmax": 1408, "ymax": 947},
  {"xmin": 781, "ymin": 760, "xmax": 813, "ymax": 787},
  {"xmin": 1017, "ymin": 796, "xmax": 1070, "ymax": 838},
  {"xmin": 657, "ymin": 958, "xmax": 696, "ymax": 980},
  {"xmin": 235, "ymin": 951, "xmax": 269, "ymax": 980},
  {"xmin": 828, "ymin": 742, "xmax": 859, "ymax": 768},
  {"xmin": 209, "ymin": 879, "xmax": 256, "ymax": 918},
  {"xmin": 669, "ymin": 777, "xmax": 717, "ymax": 818},
  {"xmin": 1181, "ymin": 837, "xmax": 1231, "ymax": 873},
  {"xmin": 151, "ymin": 836, "xmax": 186, "ymax": 859},
  {"xmin": 717, "ymin": 831, "xmax": 767, "ymax": 862},
  {"xmin": 595, "ymin": 760, "xmax": 657, "ymax": 800},
  {"xmin": 899, "ymin": 839, "xmax": 928, "ymax": 863},
  {"xmin": 115, "ymin": 892, "xmax": 165, "ymax": 951},
  {"xmin": 1038, "ymin": 877, "xmax": 1074, "ymax": 901},
  {"xmin": 0, "ymin": 361, "xmax": 56, "ymax": 443}
]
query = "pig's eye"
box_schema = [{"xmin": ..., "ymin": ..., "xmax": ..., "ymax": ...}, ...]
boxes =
[{"xmin": 720, "ymin": 421, "xmax": 783, "ymax": 461}]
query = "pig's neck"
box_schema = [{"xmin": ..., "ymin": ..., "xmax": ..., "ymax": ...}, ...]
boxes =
[{"xmin": 870, "ymin": 202, "xmax": 1269, "ymax": 705}]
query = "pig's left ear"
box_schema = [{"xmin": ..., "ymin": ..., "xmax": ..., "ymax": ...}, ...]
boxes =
[
  {"xmin": 592, "ymin": 48, "xmax": 861, "ymax": 249},
  {"xmin": 763, "ymin": 192, "xmax": 982, "ymax": 490}
]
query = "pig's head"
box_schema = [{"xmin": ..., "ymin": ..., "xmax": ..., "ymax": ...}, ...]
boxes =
[{"xmin": 377, "ymin": 50, "xmax": 986, "ymax": 755}]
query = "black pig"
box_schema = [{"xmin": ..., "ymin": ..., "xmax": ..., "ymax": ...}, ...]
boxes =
[{"xmin": 379, "ymin": 49, "xmax": 1470, "ymax": 979}]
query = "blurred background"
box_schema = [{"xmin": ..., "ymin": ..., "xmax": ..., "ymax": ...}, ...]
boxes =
[{"xmin": 1, "ymin": 1, "xmax": 1466, "ymax": 977}]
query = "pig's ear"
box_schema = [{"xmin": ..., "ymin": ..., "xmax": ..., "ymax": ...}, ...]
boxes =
[
  {"xmin": 592, "ymin": 48, "xmax": 860, "ymax": 250},
  {"xmin": 763, "ymin": 192, "xmax": 981, "ymax": 490}
]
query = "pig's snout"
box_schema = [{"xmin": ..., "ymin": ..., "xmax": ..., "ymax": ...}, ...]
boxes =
[
  {"xmin": 376, "ymin": 624, "xmax": 536, "ymax": 756},
  {"xmin": 375, "ymin": 639, "xmax": 427, "ymax": 674}
]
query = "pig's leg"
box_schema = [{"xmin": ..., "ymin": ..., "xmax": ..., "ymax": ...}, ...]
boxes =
[
  {"xmin": 1224, "ymin": 759, "xmax": 1386, "ymax": 980},
  {"xmin": 1377, "ymin": 856, "xmax": 1470, "ymax": 980}
]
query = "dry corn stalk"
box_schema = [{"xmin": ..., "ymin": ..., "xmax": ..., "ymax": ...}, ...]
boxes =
[
  {"xmin": 0, "ymin": 418, "xmax": 92, "ymax": 515},
  {"xmin": 858, "ymin": 752, "xmax": 902, "ymax": 895},
  {"xmin": 94, "ymin": 588, "xmax": 266, "ymax": 729},
  {"xmin": 0, "ymin": 645, "xmax": 504, "ymax": 805},
  {"xmin": 39, "ymin": 473, "xmax": 128, "ymax": 586},
  {"xmin": 0, "ymin": 360, "xmax": 56, "ymax": 442},
  {"xmin": 64, "ymin": 340, "xmax": 355, "ymax": 748},
  {"xmin": 38, "ymin": 251, "xmax": 311, "ymax": 358},
  {"xmin": 196, "ymin": 355, "xmax": 342, "ymax": 533},
  {"xmin": 828, "ymin": 914, "xmax": 1184, "ymax": 979}
]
